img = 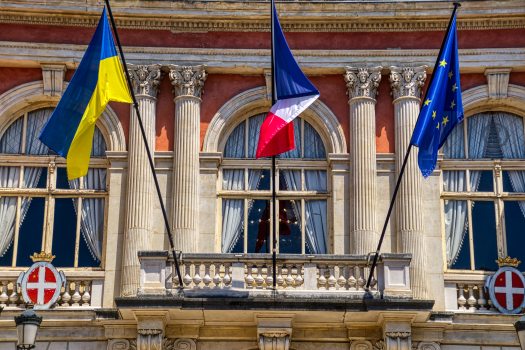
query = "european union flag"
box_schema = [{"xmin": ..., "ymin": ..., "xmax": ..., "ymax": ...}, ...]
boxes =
[{"xmin": 410, "ymin": 11, "xmax": 463, "ymax": 178}]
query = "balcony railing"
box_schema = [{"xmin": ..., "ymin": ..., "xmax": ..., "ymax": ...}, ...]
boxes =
[
  {"xmin": 138, "ymin": 251, "xmax": 413, "ymax": 298},
  {"xmin": 444, "ymin": 273, "xmax": 498, "ymax": 312},
  {"xmin": 0, "ymin": 270, "xmax": 104, "ymax": 309}
]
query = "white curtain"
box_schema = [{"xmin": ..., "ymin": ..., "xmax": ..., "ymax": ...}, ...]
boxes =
[
  {"xmin": 494, "ymin": 112, "xmax": 525, "ymax": 217},
  {"xmin": 443, "ymin": 120, "xmax": 465, "ymax": 159},
  {"xmin": 305, "ymin": 170, "xmax": 327, "ymax": 254},
  {"xmin": 0, "ymin": 109, "xmax": 52, "ymax": 257},
  {"xmin": 443, "ymin": 170, "xmax": 468, "ymax": 268},
  {"xmin": 304, "ymin": 121, "xmax": 326, "ymax": 158},
  {"xmin": 221, "ymin": 169, "xmax": 245, "ymax": 253},
  {"xmin": 467, "ymin": 113, "xmax": 492, "ymax": 192},
  {"xmin": 224, "ymin": 121, "xmax": 245, "ymax": 158}
]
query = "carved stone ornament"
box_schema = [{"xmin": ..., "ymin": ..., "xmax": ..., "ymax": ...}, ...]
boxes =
[
  {"xmin": 168, "ymin": 65, "xmax": 207, "ymax": 99},
  {"xmin": 137, "ymin": 329, "xmax": 163, "ymax": 350},
  {"xmin": 259, "ymin": 332, "xmax": 290, "ymax": 350},
  {"xmin": 344, "ymin": 66, "xmax": 382, "ymax": 101},
  {"xmin": 389, "ymin": 66, "xmax": 428, "ymax": 101},
  {"xmin": 172, "ymin": 339, "xmax": 197, "ymax": 350},
  {"xmin": 386, "ymin": 332, "xmax": 411, "ymax": 339},
  {"xmin": 485, "ymin": 67, "xmax": 512, "ymax": 99},
  {"xmin": 107, "ymin": 339, "xmax": 131, "ymax": 350},
  {"xmin": 416, "ymin": 342, "xmax": 441, "ymax": 350},
  {"xmin": 373, "ymin": 340, "xmax": 385, "ymax": 350},
  {"xmin": 350, "ymin": 340, "xmax": 373, "ymax": 350},
  {"xmin": 128, "ymin": 64, "xmax": 164, "ymax": 99}
]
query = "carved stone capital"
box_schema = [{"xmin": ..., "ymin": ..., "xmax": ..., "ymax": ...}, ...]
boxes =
[
  {"xmin": 258, "ymin": 333, "xmax": 290, "ymax": 350},
  {"xmin": 162, "ymin": 338, "xmax": 196, "ymax": 350},
  {"xmin": 108, "ymin": 339, "xmax": 132, "ymax": 350},
  {"xmin": 128, "ymin": 64, "xmax": 164, "ymax": 99},
  {"xmin": 389, "ymin": 66, "xmax": 428, "ymax": 102},
  {"xmin": 137, "ymin": 329, "xmax": 163, "ymax": 350},
  {"xmin": 168, "ymin": 65, "xmax": 207, "ymax": 99},
  {"xmin": 344, "ymin": 66, "xmax": 382, "ymax": 101},
  {"xmin": 485, "ymin": 67, "xmax": 512, "ymax": 99}
]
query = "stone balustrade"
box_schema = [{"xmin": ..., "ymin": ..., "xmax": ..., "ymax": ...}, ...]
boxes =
[
  {"xmin": 138, "ymin": 251, "xmax": 413, "ymax": 297},
  {"xmin": 0, "ymin": 270, "xmax": 104, "ymax": 309},
  {"xmin": 444, "ymin": 274, "xmax": 498, "ymax": 312}
]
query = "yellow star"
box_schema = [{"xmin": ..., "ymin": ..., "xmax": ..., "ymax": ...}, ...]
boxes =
[
  {"xmin": 449, "ymin": 71, "xmax": 453, "ymax": 79},
  {"xmin": 450, "ymin": 100, "xmax": 456, "ymax": 109},
  {"xmin": 436, "ymin": 122, "xmax": 440, "ymax": 129},
  {"xmin": 442, "ymin": 116, "xmax": 449, "ymax": 126},
  {"xmin": 432, "ymin": 111, "xmax": 436, "ymax": 119},
  {"xmin": 452, "ymin": 83, "xmax": 458, "ymax": 92},
  {"xmin": 439, "ymin": 59, "xmax": 447, "ymax": 68},
  {"xmin": 424, "ymin": 99, "xmax": 432, "ymax": 106}
]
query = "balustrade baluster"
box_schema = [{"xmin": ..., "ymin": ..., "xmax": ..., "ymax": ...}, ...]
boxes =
[
  {"xmin": 357, "ymin": 267, "xmax": 365, "ymax": 291},
  {"xmin": 255, "ymin": 263, "xmax": 265, "ymax": 289},
  {"xmin": 318, "ymin": 264, "xmax": 327, "ymax": 290},
  {"xmin": 62, "ymin": 282, "xmax": 71, "ymax": 307},
  {"xmin": 337, "ymin": 264, "xmax": 347, "ymax": 290},
  {"xmin": 223, "ymin": 263, "xmax": 231, "ymax": 288},
  {"xmin": 347, "ymin": 266, "xmax": 357, "ymax": 291},
  {"xmin": 9, "ymin": 283, "xmax": 19, "ymax": 306},
  {"xmin": 203, "ymin": 263, "xmax": 212, "ymax": 289},
  {"xmin": 276, "ymin": 264, "xmax": 284, "ymax": 289},
  {"xmin": 285, "ymin": 264, "xmax": 294, "ymax": 290},
  {"xmin": 246, "ymin": 264, "xmax": 255, "ymax": 289},
  {"xmin": 477, "ymin": 284, "xmax": 487, "ymax": 311},
  {"xmin": 213, "ymin": 263, "xmax": 222, "ymax": 289},
  {"xmin": 173, "ymin": 262, "xmax": 180, "ymax": 289},
  {"xmin": 71, "ymin": 281, "xmax": 81, "ymax": 307},
  {"xmin": 457, "ymin": 284, "xmax": 467, "ymax": 311},
  {"xmin": 327, "ymin": 264, "xmax": 337, "ymax": 290},
  {"xmin": 265, "ymin": 264, "xmax": 273, "ymax": 288},
  {"xmin": 193, "ymin": 263, "xmax": 203, "ymax": 289},
  {"xmin": 0, "ymin": 281, "xmax": 8, "ymax": 307},
  {"xmin": 295, "ymin": 264, "xmax": 303, "ymax": 289},
  {"xmin": 467, "ymin": 285, "xmax": 477, "ymax": 311},
  {"xmin": 82, "ymin": 281, "xmax": 91, "ymax": 307},
  {"xmin": 183, "ymin": 263, "xmax": 193, "ymax": 288}
]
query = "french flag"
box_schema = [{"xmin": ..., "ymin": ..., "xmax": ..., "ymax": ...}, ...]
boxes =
[{"xmin": 255, "ymin": 4, "xmax": 320, "ymax": 159}]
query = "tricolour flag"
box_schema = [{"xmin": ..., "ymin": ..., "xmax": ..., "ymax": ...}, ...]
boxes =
[
  {"xmin": 255, "ymin": 4, "xmax": 320, "ymax": 159},
  {"xmin": 410, "ymin": 11, "xmax": 464, "ymax": 178},
  {"xmin": 39, "ymin": 8, "xmax": 132, "ymax": 180}
]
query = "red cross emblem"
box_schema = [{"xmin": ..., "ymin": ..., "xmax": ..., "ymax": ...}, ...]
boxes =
[
  {"xmin": 17, "ymin": 261, "xmax": 66, "ymax": 310},
  {"xmin": 488, "ymin": 266, "xmax": 525, "ymax": 314}
]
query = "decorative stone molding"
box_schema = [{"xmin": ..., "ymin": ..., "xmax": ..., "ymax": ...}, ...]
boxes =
[
  {"xmin": 128, "ymin": 64, "xmax": 164, "ymax": 99},
  {"xmin": 264, "ymin": 69, "xmax": 272, "ymax": 100},
  {"xmin": 172, "ymin": 339, "xmax": 196, "ymax": 350},
  {"xmin": 373, "ymin": 340, "xmax": 385, "ymax": 350},
  {"xmin": 485, "ymin": 67, "xmax": 512, "ymax": 99},
  {"xmin": 344, "ymin": 66, "xmax": 382, "ymax": 101},
  {"xmin": 137, "ymin": 329, "xmax": 162, "ymax": 350},
  {"xmin": 414, "ymin": 342, "xmax": 441, "ymax": 350},
  {"xmin": 258, "ymin": 333, "xmax": 290, "ymax": 350},
  {"xmin": 138, "ymin": 251, "xmax": 169, "ymax": 294},
  {"xmin": 257, "ymin": 317, "xmax": 293, "ymax": 350},
  {"xmin": 40, "ymin": 63, "xmax": 67, "ymax": 97},
  {"xmin": 389, "ymin": 66, "xmax": 427, "ymax": 101},
  {"xmin": 350, "ymin": 340, "xmax": 373, "ymax": 350},
  {"xmin": 108, "ymin": 339, "xmax": 131, "ymax": 350},
  {"xmin": 386, "ymin": 332, "xmax": 411, "ymax": 339},
  {"xmin": 462, "ymin": 84, "xmax": 525, "ymax": 118},
  {"xmin": 168, "ymin": 65, "xmax": 207, "ymax": 99},
  {"xmin": 385, "ymin": 332, "xmax": 411, "ymax": 350}
]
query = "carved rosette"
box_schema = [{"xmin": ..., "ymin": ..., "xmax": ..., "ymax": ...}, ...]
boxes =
[
  {"xmin": 128, "ymin": 64, "xmax": 164, "ymax": 99},
  {"xmin": 344, "ymin": 66, "xmax": 382, "ymax": 101},
  {"xmin": 389, "ymin": 66, "xmax": 427, "ymax": 102},
  {"xmin": 168, "ymin": 65, "xmax": 207, "ymax": 99}
]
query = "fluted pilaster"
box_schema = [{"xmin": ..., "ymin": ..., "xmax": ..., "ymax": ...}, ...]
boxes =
[
  {"xmin": 389, "ymin": 66, "xmax": 428, "ymax": 299},
  {"xmin": 122, "ymin": 64, "xmax": 163, "ymax": 296},
  {"xmin": 345, "ymin": 66, "xmax": 382, "ymax": 255},
  {"xmin": 169, "ymin": 65, "xmax": 207, "ymax": 253}
]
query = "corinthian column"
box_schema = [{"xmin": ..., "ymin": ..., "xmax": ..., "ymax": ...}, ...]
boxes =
[
  {"xmin": 389, "ymin": 66, "xmax": 428, "ymax": 299},
  {"xmin": 121, "ymin": 64, "xmax": 163, "ymax": 296},
  {"xmin": 345, "ymin": 67, "xmax": 382, "ymax": 255},
  {"xmin": 168, "ymin": 65, "xmax": 207, "ymax": 253}
]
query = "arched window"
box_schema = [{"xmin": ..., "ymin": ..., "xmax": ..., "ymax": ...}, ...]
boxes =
[
  {"xmin": 220, "ymin": 113, "xmax": 329, "ymax": 254},
  {"xmin": 442, "ymin": 111, "xmax": 525, "ymax": 271},
  {"xmin": 0, "ymin": 107, "xmax": 108, "ymax": 268}
]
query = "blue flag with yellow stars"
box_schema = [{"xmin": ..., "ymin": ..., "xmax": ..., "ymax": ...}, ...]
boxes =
[{"xmin": 410, "ymin": 12, "xmax": 463, "ymax": 178}]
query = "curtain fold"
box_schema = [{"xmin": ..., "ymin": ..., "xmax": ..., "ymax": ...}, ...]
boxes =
[
  {"xmin": 304, "ymin": 170, "xmax": 327, "ymax": 254},
  {"xmin": 224, "ymin": 121, "xmax": 245, "ymax": 158},
  {"xmin": 443, "ymin": 170, "xmax": 468, "ymax": 268},
  {"xmin": 221, "ymin": 169, "xmax": 245, "ymax": 253}
]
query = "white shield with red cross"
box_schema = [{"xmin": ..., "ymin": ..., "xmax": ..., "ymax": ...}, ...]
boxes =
[
  {"xmin": 487, "ymin": 266, "xmax": 525, "ymax": 314},
  {"xmin": 17, "ymin": 261, "xmax": 66, "ymax": 310}
]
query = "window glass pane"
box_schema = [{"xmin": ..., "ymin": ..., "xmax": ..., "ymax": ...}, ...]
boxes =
[
  {"xmin": 278, "ymin": 200, "xmax": 301, "ymax": 254},
  {"xmin": 224, "ymin": 121, "xmax": 245, "ymax": 158},
  {"xmin": 0, "ymin": 117, "xmax": 23, "ymax": 154},
  {"xmin": 305, "ymin": 170, "xmax": 327, "ymax": 191},
  {"xmin": 56, "ymin": 167, "xmax": 70, "ymax": 189},
  {"xmin": 445, "ymin": 199, "xmax": 470, "ymax": 269},
  {"xmin": 304, "ymin": 121, "xmax": 326, "ymax": 159},
  {"xmin": 472, "ymin": 201, "xmax": 498, "ymax": 271},
  {"xmin": 277, "ymin": 118, "xmax": 301, "ymax": 159},
  {"xmin": 17, "ymin": 197, "xmax": 45, "ymax": 267},
  {"xmin": 247, "ymin": 199, "xmax": 270, "ymax": 253},
  {"xmin": 467, "ymin": 114, "xmax": 492, "ymax": 159},
  {"xmin": 442, "ymin": 170, "xmax": 466, "ymax": 192},
  {"xmin": 221, "ymin": 199, "xmax": 244, "ymax": 253},
  {"xmin": 493, "ymin": 112, "xmax": 525, "ymax": 159},
  {"xmin": 248, "ymin": 114, "xmax": 266, "ymax": 158},
  {"xmin": 305, "ymin": 199, "xmax": 327, "ymax": 254},
  {"xmin": 0, "ymin": 196, "xmax": 19, "ymax": 266},
  {"xmin": 77, "ymin": 197, "xmax": 104, "ymax": 267},
  {"xmin": 52, "ymin": 198, "xmax": 78, "ymax": 267},
  {"xmin": 91, "ymin": 127, "xmax": 107, "ymax": 157},
  {"xmin": 84, "ymin": 168, "xmax": 106, "ymax": 190},
  {"xmin": 26, "ymin": 108, "xmax": 52, "ymax": 155},
  {"xmin": 503, "ymin": 171, "xmax": 525, "ymax": 193},
  {"xmin": 470, "ymin": 170, "xmax": 493, "ymax": 192},
  {"xmin": 23, "ymin": 167, "xmax": 47, "ymax": 189},
  {"xmin": 279, "ymin": 170, "xmax": 301, "ymax": 191},
  {"xmin": 222, "ymin": 169, "xmax": 245, "ymax": 190},
  {"xmin": 504, "ymin": 201, "xmax": 525, "ymax": 264},
  {"xmin": 503, "ymin": 171, "xmax": 515, "ymax": 192},
  {"xmin": 443, "ymin": 120, "xmax": 465, "ymax": 159},
  {"xmin": 249, "ymin": 169, "xmax": 270, "ymax": 191},
  {"xmin": 0, "ymin": 166, "xmax": 21, "ymax": 188}
]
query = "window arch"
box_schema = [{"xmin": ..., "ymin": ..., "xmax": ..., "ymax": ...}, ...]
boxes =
[
  {"xmin": 442, "ymin": 111, "xmax": 525, "ymax": 271},
  {"xmin": 220, "ymin": 113, "xmax": 329, "ymax": 255},
  {"xmin": 0, "ymin": 107, "xmax": 108, "ymax": 268}
]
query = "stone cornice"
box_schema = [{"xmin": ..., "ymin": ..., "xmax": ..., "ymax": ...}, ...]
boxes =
[
  {"xmin": 1, "ymin": 41, "xmax": 523, "ymax": 75},
  {"xmin": 0, "ymin": 1, "xmax": 524, "ymax": 33}
]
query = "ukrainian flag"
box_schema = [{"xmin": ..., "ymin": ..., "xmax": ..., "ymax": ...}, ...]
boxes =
[{"xmin": 39, "ymin": 8, "xmax": 132, "ymax": 180}]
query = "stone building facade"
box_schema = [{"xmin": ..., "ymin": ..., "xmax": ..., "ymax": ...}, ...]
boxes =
[{"xmin": 0, "ymin": 0, "xmax": 524, "ymax": 349}]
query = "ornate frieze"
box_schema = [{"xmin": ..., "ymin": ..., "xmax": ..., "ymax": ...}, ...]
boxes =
[
  {"xmin": 389, "ymin": 66, "xmax": 427, "ymax": 101},
  {"xmin": 128, "ymin": 64, "xmax": 164, "ymax": 99},
  {"xmin": 168, "ymin": 65, "xmax": 207, "ymax": 99},
  {"xmin": 344, "ymin": 67, "xmax": 382, "ymax": 100}
]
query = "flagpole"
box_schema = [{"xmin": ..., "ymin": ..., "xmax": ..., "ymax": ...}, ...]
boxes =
[
  {"xmin": 103, "ymin": 0, "xmax": 184, "ymax": 288},
  {"xmin": 365, "ymin": 2, "xmax": 461, "ymax": 291},
  {"xmin": 270, "ymin": 0, "xmax": 277, "ymax": 290}
]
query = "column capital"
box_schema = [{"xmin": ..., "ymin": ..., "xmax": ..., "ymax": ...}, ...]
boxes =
[
  {"xmin": 168, "ymin": 64, "xmax": 207, "ymax": 99},
  {"xmin": 389, "ymin": 66, "xmax": 428, "ymax": 102},
  {"xmin": 344, "ymin": 66, "xmax": 382, "ymax": 101},
  {"xmin": 128, "ymin": 64, "xmax": 164, "ymax": 99}
]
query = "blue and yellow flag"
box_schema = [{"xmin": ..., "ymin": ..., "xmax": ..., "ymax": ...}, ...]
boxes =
[
  {"xmin": 410, "ymin": 12, "xmax": 463, "ymax": 178},
  {"xmin": 39, "ymin": 8, "xmax": 132, "ymax": 180}
]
